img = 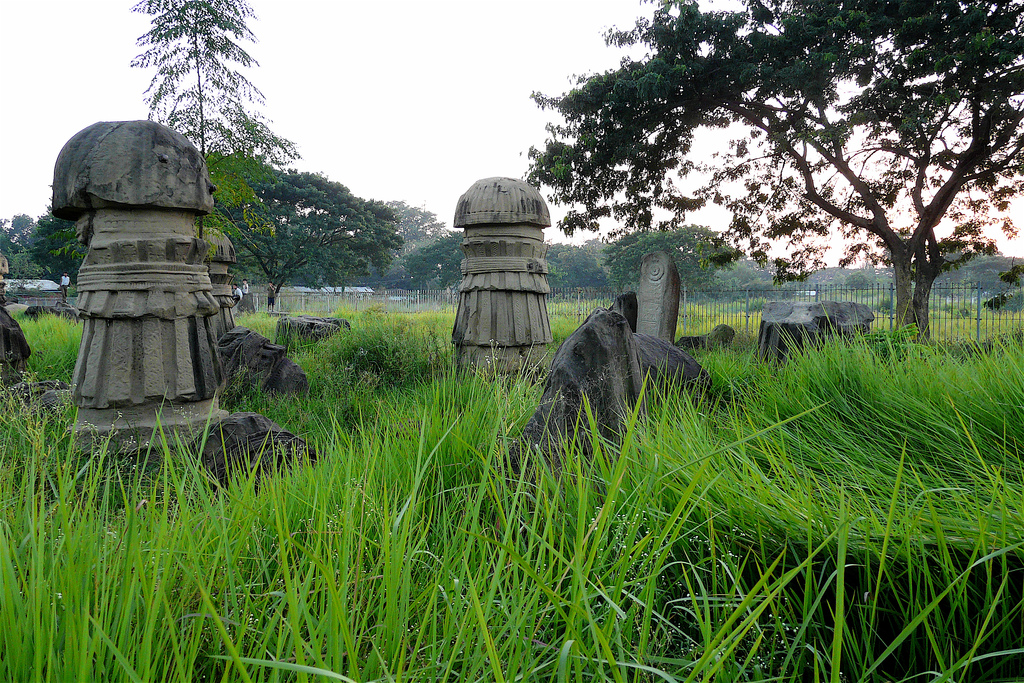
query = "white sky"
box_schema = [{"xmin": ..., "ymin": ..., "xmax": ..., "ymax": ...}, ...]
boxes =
[{"xmin": 0, "ymin": 0, "xmax": 1020, "ymax": 259}]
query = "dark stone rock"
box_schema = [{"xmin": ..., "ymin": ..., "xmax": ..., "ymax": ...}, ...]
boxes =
[
  {"xmin": 634, "ymin": 333, "xmax": 710, "ymax": 391},
  {"xmin": 237, "ymin": 293, "xmax": 256, "ymax": 313},
  {"xmin": 275, "ymin": 315, "xmax": 351, "ymax": 346},
  {"xmin": 758, "ymin": 301, "xmax": 874, "ymax": 363},
  {"xmin": 217, "ymin": 326, "xmax": 308, "ymax": 395},
  {"xmin": 520, "ymin": 308, "xmax": 646, "ymax": 462},
  {"xmin": 5, "ymin": 381, "xmax": 71, "ymax": 413},
  {"xmin": 1, "ymin": 306, "xmax": 30, "ymax": 382},
  {"xmin": 676, "ymin": 323, "xmax": 736, "ymax": 351},
  {"xmin": 10, "ymin": 380, "xmax": 71, "ymax": 402},
  {"xmin": 197, "ymin": 412, "xmax": 316, "ymax": 488},
  {"xmin": 40, "ymin": 389, "xmax": 73, "ymax": 411},
  {"xmin": 25, "ymin": 302, "xmax": 79, "ymax": 322},
  {"xmin": 611, "ymin": 291, "xmax": 638, "ymax": 333},
  {"xmin": 707, "ymin": 323, "xmax": 736, "ymax": 347}
]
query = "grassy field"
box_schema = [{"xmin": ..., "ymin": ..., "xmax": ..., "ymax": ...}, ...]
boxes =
[{"xmin": 1, "ymin": 309, "xmax": 1022, "ymax": 682}]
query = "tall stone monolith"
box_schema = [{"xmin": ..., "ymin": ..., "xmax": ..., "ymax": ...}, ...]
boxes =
[
  {"xmin": 452, "ymin": 177, "xmax": 553, "ymax": 372},
  {"xmin": 636, "ymin": 251, "xmax": 680, "ymax": 342},
  {"xmin": 53, "ymin": 120, "xmax": 227, "ymax": 451},
  {"xmin": 0, "ymin": 250, "xmax": 8, "ymax": 305},
  {"xmin": 208, "ymin": 234, "xmax": 238, "ymax": 339}
]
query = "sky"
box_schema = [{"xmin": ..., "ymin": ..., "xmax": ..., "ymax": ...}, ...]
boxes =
[{"xmin": 0, "ymin": 0, "xmax": 1020, "ymax": 259}]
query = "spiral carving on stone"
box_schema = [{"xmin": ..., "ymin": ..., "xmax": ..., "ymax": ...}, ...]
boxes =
[{"xmin": 645, "ymin": 260, "xmax": 666, "ymax": 284}]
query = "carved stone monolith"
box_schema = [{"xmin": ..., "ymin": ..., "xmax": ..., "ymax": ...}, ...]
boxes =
[
  {"xmin": 208, "ymin": 234, "xmax": 238, "ymax": 339},
  {"xmin": 1, "ymin": 306, "xmax": 30, "ymax": 383},
  {"xmin": 637, "ymin": 251, "xmax": 680, "ymax": 342},
  {"xmin": 452, "ymin": 177, "xmax": 553, "ymax": 372},
  {"xmin": 0, "ymin": 250, "xmax": 8, "ymax": 305},
  {"xmin": 53, "ymin": 120, "xmax": 227, "ymax": 450},
  {"xmin": 611, "ymin": 291, "xmax": 638, "ymax": 333}
]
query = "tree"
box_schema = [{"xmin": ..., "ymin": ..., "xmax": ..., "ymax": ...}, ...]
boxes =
[
  {"xmin": 603, "ymin": 226, "xmax": 736, "ymax": 291},
  {"xmin": 228, "ymin": 170, "xmax": 401, "ymax": 292},
  {"xmin": 530, "ymin": 0, "xmax": 1024, "ymax": 336},
  {"xmin": 403, "ymin": 232, "xmax": 464, "ymax": 289},
  {"xmin": 28, "ymin": 213, "xmax": 86, "ymax": 281},
  {"xmin": 387, "ymin": 201, "xmax": 450, "ymax": 255},
  {"xmin": 545, "ymin": 241, "xmax": 610, "ymax": 289},
  {"xmin": 132, "ymin": 0, "xmax": 298, "ymax": 234}
]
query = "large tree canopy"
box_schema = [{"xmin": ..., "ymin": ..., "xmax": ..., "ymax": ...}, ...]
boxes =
[
  {"xmin": 229, "ymin": 170, "xmax": 401, "ymax": 291},
  {"xmin": 603, "ymin": 226, "xmax": 735, "ymax": 291},
  {"xmin": 530, "ymin": 0, "xmax": 1024, "ymax": 335},
  {"xmin": 545, "ymin": 241, "xmax": 611, "ymax": 289},
  {"xmin": 403, "ymin": 232, "xmax": 464, "ymax": 289}
]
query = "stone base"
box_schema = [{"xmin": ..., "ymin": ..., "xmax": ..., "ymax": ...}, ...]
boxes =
[
  {"xmin": 75, "ymin": 398, "xmax": 229, "ymax": 453},
  {"xmin": 456, "ymin": 343, "xmax": 548, "ymax": 376}
]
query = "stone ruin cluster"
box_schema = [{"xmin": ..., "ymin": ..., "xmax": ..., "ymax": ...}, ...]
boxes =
[{"xmin": 0, "ymin": 118, "xmax": 876, "ymax": 481}]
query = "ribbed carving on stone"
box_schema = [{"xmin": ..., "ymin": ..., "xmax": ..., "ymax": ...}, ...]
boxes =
[
  {"xmin": 207, "ymin": 234, "xmax": 238, "ymax": 339},
  {"xmin": 452, "ymin": 178, "xmax": 553, "ymax": 372},
  {"xmin": 53, "ymin": 120, "xmax": 225, "ymax": 450},
  {"xmin": 454, "ymin": 177, "xmax": 551, "ymax": 228}
]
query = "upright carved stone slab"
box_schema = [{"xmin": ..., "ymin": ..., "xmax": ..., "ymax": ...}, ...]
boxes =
[
  {"xmin": 208, "ymin": 235, "xmax": 238, "ymax": 340},
  {"xmin": 452, "ymin": 177, "xmax": 553, "ymax": 372},
  {"xmin": 0, "ymin": 250, "xmax": 8, "ymax": 305},
  {"xmin": 636, "ymin": 251, "xmax": 680, "ymax": 342},
  {"xmin": 53, "ymin": 120, "xmax": 227, "ymax": 451}
]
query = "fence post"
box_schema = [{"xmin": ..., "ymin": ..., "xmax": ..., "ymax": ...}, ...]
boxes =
[
  {"xmin": 889, "ymin": 282, "xmax": 895, "ymax": 331},
  {"xmin": 745, "ymin": 288, "xmax": 750, "ymax": 335},
  {"xmin": 976, "ymin": 282, "xmax": 983, "ymax": 342},
  {"xmin": 682, "ymin": 286, "xmax": 687, "ymax": 334}
]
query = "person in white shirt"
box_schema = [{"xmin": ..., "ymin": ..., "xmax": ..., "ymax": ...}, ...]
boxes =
[
  {"xmin": 233, "ymin": 284, "xmax": 243, "ymax": 304},
  {"xmin": 59, "ymin": 273, "xmax": 71, "ymax": 302}
]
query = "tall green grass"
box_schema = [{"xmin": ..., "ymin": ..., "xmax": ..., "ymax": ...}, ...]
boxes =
[{"xmin": 1, "ymin": 313, "xmax": 1021, "ymax": 681}]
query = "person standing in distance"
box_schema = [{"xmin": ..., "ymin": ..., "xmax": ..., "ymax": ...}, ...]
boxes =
[
  {"xmin": 59, "ymin": 273, "xmax": 71, "ymax": 302},
  {"xmin": 267, "ymin": 282, "xmax": 277, "ymax": 312}
]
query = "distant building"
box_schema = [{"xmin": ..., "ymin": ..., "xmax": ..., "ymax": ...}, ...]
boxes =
[{"xmin": 5, "ymin": 279, "xmax": 60, "ymax": 292}]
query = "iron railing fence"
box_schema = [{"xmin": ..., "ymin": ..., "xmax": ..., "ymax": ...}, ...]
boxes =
[{"xmin": 234, "ymin": 281, "xmax": 1023, "ymax": 343}]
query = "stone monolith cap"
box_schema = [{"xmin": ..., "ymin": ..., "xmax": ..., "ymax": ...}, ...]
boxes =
[
  {"xmin": 52, "ymin": 120, "xmax": 215, "ymax": 220},
  {"xmin": 454, "ymin": 177, "xmax": 551, "ymax": 228}
]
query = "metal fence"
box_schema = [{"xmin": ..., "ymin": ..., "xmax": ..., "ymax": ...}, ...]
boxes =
[{"xmin": 222, "ymin": 281, "xmax": 1023, "ymax": 342}]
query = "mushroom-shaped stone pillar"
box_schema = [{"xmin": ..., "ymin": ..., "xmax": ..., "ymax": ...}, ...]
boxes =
[
  {"xmin": 53, "ymin": 120, "xmax": 227, "ymax": 450},
  {"xmin": 452, "ymin": 177, "xmax": 553, "ymax": 372},
  {"xmin": 207, "ymin": 234, "xmax": 238, "ymax": 339}
]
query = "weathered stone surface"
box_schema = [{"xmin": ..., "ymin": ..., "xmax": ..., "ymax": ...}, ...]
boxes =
[
  {"xmin": 520, "ymin": 309, "xmax": 644, "ymax": 460},
  {"xmin": 1, "ymin": 306, "xmax": 30, "ymax": 382},
  {"xmin": 634, "ymin": 333, "xmax": 710, "ymax": 391},
  {"xmin": 452, "ymin": 177, "xmax": 553, "ymax": 373},
  {"xmin": 275, "ymin": 315, "xmax": 350, "ymax": 346},
  {"xmin": 55, "ymin": 121, "xmax": 226, "ymax": 451},
  {"xmin": 237, "ymin": 293, "xmax": 256, "ymax": 313},
  {"xmin": 197, "ymin": 412, "xmax": 316, "ymax": 488},
  {"xmin": 758, "ymin": 301, "xmax": 875, "ymax": 362},
  {"xmin": 207, "ymin": 234, "xmax": 238, "ymax": 339},
  {"xmin": 0, "ymin": 251, "xmax": 8, "ymax": 305},
  {"xmin": 611, "ymin": 291, "xmax": 638, "ymax": 333},
  {"xmin": 25, "ymin": 302, "xmax": 79, "ymax": 322},
  {"xmin": 676, "ymin": 323, "xmax": 736, "ymax": 351},
  {"xmin": 8, "ymin": 381, "xmax": 72, "ymax": 412},
  {"xmin": 637, "ymin": 252, "xmax": 680, "ymax": 342},
  {"xmin": 52, "ymin": 120, "xmax": 214, "ymax": 220},
  {"xmin": 218, "ymin": 326, "xmax": 308, "ymax": 395}
]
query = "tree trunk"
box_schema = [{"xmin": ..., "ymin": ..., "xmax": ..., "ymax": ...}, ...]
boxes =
[
  {"xmin": 892, "ymin": 258, "xmax": 917, "ymax": 330},
  {"xmin": 892, "ymin": 250, "xmax": 940, "ymax": 339}
]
